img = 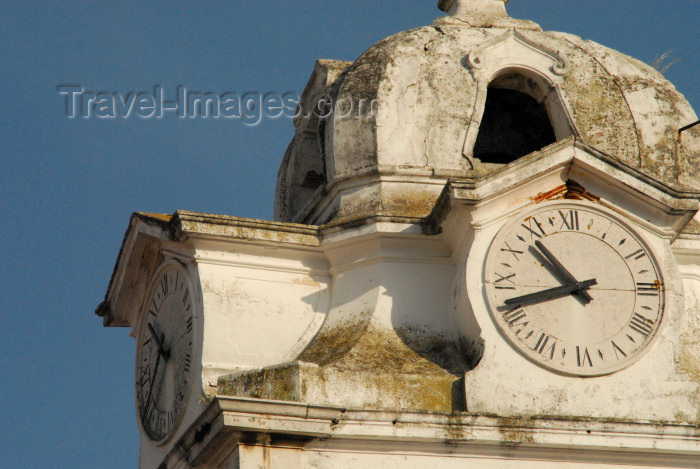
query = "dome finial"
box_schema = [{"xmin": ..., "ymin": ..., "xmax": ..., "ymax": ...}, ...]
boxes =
[{"xmin": 438, "ymin": 0, "xmax": 509, "ymax": 18}]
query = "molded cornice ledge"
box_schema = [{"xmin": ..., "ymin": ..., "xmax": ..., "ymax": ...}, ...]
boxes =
[
  {"xmin": 172, "ymin": 210, "xmax": 320, "ymax": 247},
  {"xmin": 169, "ymin": 395, "xmax": 700, "ymax": 468},
  {"xmin": 424, "ymin": 138, "xmax": 699, "ymax": 240}
]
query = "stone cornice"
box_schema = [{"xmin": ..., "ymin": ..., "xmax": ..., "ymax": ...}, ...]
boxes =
[{"xmin": 169, "ymin": 396, "xmax": 700, "ymax": 468}]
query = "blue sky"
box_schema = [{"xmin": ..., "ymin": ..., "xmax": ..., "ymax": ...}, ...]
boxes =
[{"xmin": 0, "ymin": 1, "xmax": 697, "ymax": 467}]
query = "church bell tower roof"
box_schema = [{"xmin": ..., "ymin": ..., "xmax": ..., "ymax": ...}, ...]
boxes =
[{"xmin": 275, "ymin": 0, "xmax": 699, "ymax": 226}]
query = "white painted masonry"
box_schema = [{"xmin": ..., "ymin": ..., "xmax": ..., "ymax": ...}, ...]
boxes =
[{"xmin": 98, "ymin": 1, "xmax": 699, "ymax": 467}]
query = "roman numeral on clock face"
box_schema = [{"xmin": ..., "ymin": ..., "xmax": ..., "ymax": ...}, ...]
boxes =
[
  {"xmin": 532, "ymin": 333, "xmax": 557, "ymax": 359},
  {"xmin": 576, "ymin": 346, "xmax": 593, "ymax": 367},
  {"xmin": 503, "ymin": 307, "xmax": 527, "ymax": 326},
  {"xmin": 521, "ymin": 217, "xmax": 546, "ymax": 239},
  {"xmin": 625, "ymin": 249, "xmax": 646, "ymax": 261},
  {"xmin": 500, "ymin": 242, "xmax": 523, "ymax": 261},
  {"xmin": 636, "ymin": 282, "xmax": 660, "ymax": 296},
  {"xmin": 611, "ymin": 340, "xmax": 627, "ymax": 360},
  {"xmin": 629, "ymin": 313, "xmax": 654, "ymax": 337},
  {"xmin": 494, "ymin": 272, "xmax": 516, "ymax": 289},
  {"xmin": 558, "ymin": 210, "xmax": 579, "ymax": 231},
  {"xmin": 139, "ymin": 368, "xmax": 150, "ymax": 386},
  {"xmin": 154, "ymin": 412, "xmax": 166, "ymax": 435}
]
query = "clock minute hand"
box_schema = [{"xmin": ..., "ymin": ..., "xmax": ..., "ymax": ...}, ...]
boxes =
[
  {"xmin": 504, "ymin": 278, "xmax": 597, "ymax": 306},
  {"xmin": 534, "ymin": 240, "xmax": 593, "ymax": 304},
  {"xmin": 145, "ymin": 352, "xmax": 162, "ymax": 410}
]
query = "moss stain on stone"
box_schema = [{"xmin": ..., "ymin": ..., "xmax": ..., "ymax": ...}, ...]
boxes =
[
  {"xmin": 675, "ymin": 304, "xmax": 700, "ymax": 425},
  {"xmin": 444, "ymin": 415, "xmax": 470, "ymax": 441},
  {"xmin": 496, "ymin": 417, "xmax": 535, "ymax": 444},
  {"xmin": 217, "ymin": 366, "xmax": 300, "ymax": 402},
  {"xmin": 217, "ymin": 321, "xmax": 471, "ymax": 413}
]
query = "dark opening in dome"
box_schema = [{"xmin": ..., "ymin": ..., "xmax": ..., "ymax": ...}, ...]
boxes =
[{"xmin": 473, "ymin": 87, "xmax": 556, "ymax": 165}]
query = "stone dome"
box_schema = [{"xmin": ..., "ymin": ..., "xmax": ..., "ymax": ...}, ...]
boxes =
[{"xmin": 275, "ymin": 0, "xmax": 699, "ymax": 225}]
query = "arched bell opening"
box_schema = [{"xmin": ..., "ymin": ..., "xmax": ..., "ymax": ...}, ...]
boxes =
[{"xmin": 473, "ymin": 69, "xmax": 573, "ymax": 165}]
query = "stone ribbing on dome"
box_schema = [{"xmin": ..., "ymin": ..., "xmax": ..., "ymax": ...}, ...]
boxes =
[
  {"xmin": 275, "ymin": 59, "xmax": 353, "ymax": 223},
  {"xmin": 329, "ymin": 25, "xmax": 478, "ymax": 179},
  {"xmin": 548, "ymin": 31, "xmax": 699, "ymax": 192}
]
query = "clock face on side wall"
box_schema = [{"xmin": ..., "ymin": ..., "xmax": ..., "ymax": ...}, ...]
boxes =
[
  {"xmin": 135, "ymin": 262, "xmax": 194, "ymax": 443},
  {"xmin": 483, "ymin": 201, "xmax": 665, "ymax": 377}
]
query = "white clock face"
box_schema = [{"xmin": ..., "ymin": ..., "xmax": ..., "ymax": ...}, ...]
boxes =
[
  {"xmin": 135, "ymin": 264, "xmax": 194, "ymax": 443},
  {"xmin": 483, "ymin": 202, "xmax": 664, "ymax": 376}
]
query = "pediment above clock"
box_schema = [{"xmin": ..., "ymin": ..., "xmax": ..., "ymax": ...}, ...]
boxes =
[
  {"xmin": 436, "ymin": 137, "xmax": 699, "ymax": 240},
  {"xmin": 95, "ymin": 212, "xmax": 187, "ymax": 330},
  {"xmin": 95, "ymin": 211, "xmax": 324, "ymax": 330}
]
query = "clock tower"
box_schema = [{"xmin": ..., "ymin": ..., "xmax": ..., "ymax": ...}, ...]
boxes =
[{"xmin": 97, "ymin": 1, "xmax": 699, "ymax": 467}]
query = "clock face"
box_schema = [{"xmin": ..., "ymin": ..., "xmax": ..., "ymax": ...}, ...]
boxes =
[
  {"xmin": 483, "ymin": 202, "xmax": 664, "ymax": 376},
  {"xmin": 135, "ymin": 264, "xmax": 194, "ymax": 442}
]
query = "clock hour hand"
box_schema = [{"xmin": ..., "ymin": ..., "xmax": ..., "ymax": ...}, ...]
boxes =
[
  {"xmin": 504, "ymin": 278, "xmax": 597, "ymax": 306},
  {"xmin": 148, "ymin": 322, "xmax": 170, "ymax": 361},
  {"xmin": 533, "ymin": 240, "xmax": 593, "ymax": 304}
]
